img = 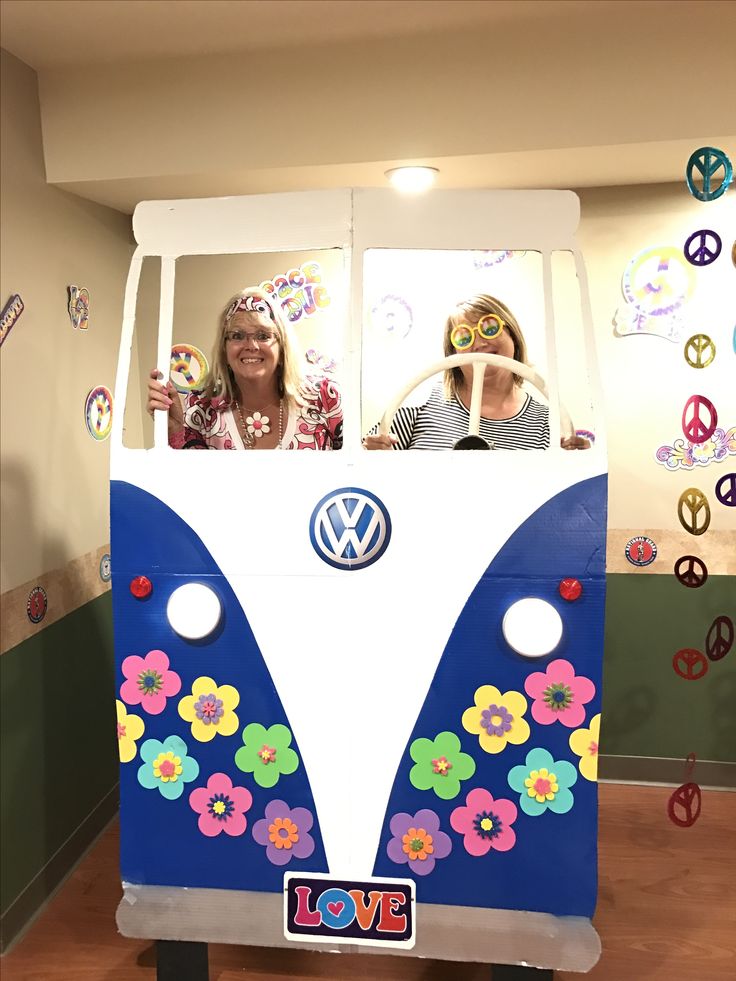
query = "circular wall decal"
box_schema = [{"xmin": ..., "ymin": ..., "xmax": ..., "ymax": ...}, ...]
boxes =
[
  {"xmin": 84, "ymin": 385, "xmax": 113, "ymax": 441},
  {"xmin": 170, "ymin": 344, "xmax": 209, "ymax": 393},
  {"xmin": 27, "ymin": 585, "xmax": 47, "ymax": 623}
]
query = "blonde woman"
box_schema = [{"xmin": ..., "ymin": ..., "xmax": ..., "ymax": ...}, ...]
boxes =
[{"xmin": 148, "ymin": 287, "xmax": 342, "ymax": 450}]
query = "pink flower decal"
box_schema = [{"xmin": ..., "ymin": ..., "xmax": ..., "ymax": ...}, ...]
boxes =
[
  {"xmin": 450, "ymin": 788, "xmax": 518, "ymax": 856},
  {"xmin": 120, "ymin": 649, "xmax": 182, "ymax": 715},
  {"xmin": 524, "ymin": 659, "xmax": 595, "ymax": 728},
  {"xmin": 189, "ymin": 772, "xmax": 253, "ymax": 837}
]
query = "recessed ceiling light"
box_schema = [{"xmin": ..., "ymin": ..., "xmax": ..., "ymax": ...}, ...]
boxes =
[{"xmin": 384, "ymin": 166, "xmax": 439, "ymax": 193}]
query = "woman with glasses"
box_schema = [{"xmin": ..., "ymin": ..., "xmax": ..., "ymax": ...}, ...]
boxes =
[
  {"xmin": 147, "ymin": 287, "xmax": 342, "ymax": 450},
  {"xmin": 363, "ymin": 293, "xmax": 588, "ymax": 451}
]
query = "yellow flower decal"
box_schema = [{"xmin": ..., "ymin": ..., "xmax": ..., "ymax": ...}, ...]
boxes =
[
  {"xmin": 116, "ymin": 699, "xmax": 145, "ymax": 763},
  {"xmin": 178, "ymin": 676, "xmax": 239, "ymax": 743},
  {"xmin": 569, "ymin": 713, "xmax": 601, "ymax": 782},
  {"xmin": 462, "ymin": 685, "xmax": 530, "ymax": 755}
]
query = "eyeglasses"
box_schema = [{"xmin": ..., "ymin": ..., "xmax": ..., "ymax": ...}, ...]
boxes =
[
  {"xmin": 450, "ymin": 314, "xmax": 505, "ymax": 351},
  {"xmin": 224, "ymin": 329, "xmax": 278, "ymax": 345}
]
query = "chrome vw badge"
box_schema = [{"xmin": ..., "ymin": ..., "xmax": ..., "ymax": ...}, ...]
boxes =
[{"xmin": 310, "ymin": 487, "xmax": 391, "ymax": 570}]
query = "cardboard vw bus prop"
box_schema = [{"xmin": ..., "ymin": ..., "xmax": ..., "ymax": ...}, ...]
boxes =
[{"xmin": 112, "ymin": 190, "xmax": 606, "ymax": 972}]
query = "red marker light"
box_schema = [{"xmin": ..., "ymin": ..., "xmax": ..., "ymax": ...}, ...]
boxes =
[
  {"xmin": 559, "ymin": 578, "xmax": 582, "ymax": 602},
  {"xmin": 130, "ymin": 576, "xmax": 153, "ymax": 599}
]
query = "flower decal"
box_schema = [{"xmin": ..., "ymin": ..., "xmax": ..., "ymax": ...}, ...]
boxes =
[
  {"xmin": 116, "ymin": 699, "xmax": 145, "ymax": 763},
  {"xmin": 178, "ymin": 676, "xmax": 240, "ymax": 742},
  {"xmin": 569, "ymin": 713, "xmax": 601, "ymax": 782},
  {"xmin": 524, "ymin": 659, "xmax": 595, "ymax": 728},
  {"xmin": 450, "ymin": 788, "xmax": 518, "ymax": 856},
  {"xmin": 137, "ymin": 735, "xmax": 199, "ymax": 800},
  {"xmin": 252, "ymin": 799, "xmax": 315, "ymax": 866},
  {"xmin": 409, "ymin": 732, "xmax": 476, "ymax": 800},
  {"xmin": 386, "ymin": 809, "xmax": 451, "ymax": 876},
  {"xmin": 246, "ymin": 412, "xmax": 270, "ymax": 438},
  {"xmin": 462, "ymin": 686, "xmax": 530, "ymax": 754},
  {"xmin": 120, "ymin": 649, "xmax": 181, "ymax": 716},
  {"xmin": 189, "ymin": 772, "xmax": 253, "ymax": 837},
  {"xmin": 507, "ymin": 748, "xmax": 577, "ymax": 816},
  {"xmin": 234, "ymin": 723, "xmax": 299, "ymax": 788},
  {"xmin": 655, "ymin": 426, "xmax": 736, "ymax": 470}
]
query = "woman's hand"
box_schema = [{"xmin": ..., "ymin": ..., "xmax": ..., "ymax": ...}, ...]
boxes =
[
  {"xmin": 147, "ymin": 369, "xmax": 184, "ymax": 434},
  {"xmin": 560, "ymin": 434, "xmax": 591, "ymax": 451},
  {"xmin": 363, "ymin": 433, "xmax": 397, "ymax": 450}
]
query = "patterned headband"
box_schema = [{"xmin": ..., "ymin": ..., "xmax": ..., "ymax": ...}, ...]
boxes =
[{"xmin": 224, "ymin": 294, "xmax": 274, "ymax": 323}]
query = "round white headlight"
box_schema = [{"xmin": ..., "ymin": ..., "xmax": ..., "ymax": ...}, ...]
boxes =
[
  {"xmin": 167, "ymin": 582, "xmax": 222, "ymax": 640},
  {"xmin": 502, "ymin": 597, "xmax": 563, "ymax": 658}
]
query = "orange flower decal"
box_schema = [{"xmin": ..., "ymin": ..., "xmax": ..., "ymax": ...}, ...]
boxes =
[
  {"xmin": 402, "ymin": 826, "xmax": 435, "ymax": 861},
  {"xmin": 268, "ymin": 816, "xmax": 299, "ymax": 850}
]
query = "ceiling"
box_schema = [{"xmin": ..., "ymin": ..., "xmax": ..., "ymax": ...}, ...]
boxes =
[{"xmin": 2, "ymin": 0, "xmax": 735, "ymax": 212}]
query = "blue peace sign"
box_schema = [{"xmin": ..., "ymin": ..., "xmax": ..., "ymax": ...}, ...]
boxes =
[
  {"xmin": 686, "ymin": 147, "xmax": 733, "ymax": 202},
  {"xmin": 684, "ymin": 229, "xmax": 722, "ymax": 267}
]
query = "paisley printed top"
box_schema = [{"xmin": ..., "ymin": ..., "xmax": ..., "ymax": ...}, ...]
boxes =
[{"xmin": 169, "ymin": 376, "xmax": 343, "ymax": 450}]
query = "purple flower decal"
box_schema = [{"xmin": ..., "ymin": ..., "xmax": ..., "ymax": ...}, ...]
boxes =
[
  {"xmin": 481, "ymin": 704, "xmax": 513, "ymax": 737},
  {"xmin": 252, "ymin": 799, "xmax": 315, "ymax": 866},
  {"xmin": 194, "ymin": 693, "xmax": 224, "ymax": 725},
  {"xmin": 386, "ymin": 808, "xmax": 451, "ymax": 876}
]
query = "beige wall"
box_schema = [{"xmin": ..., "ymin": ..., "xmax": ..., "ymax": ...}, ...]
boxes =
[{"xmin": 0, "ymin": 49, "xmax": 136, "ymax": 595}]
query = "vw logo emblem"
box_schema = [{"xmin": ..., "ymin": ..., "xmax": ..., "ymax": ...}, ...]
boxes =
[{"xmin": 310, "ymin": 487, "xmax": 391, "ymax": 570}]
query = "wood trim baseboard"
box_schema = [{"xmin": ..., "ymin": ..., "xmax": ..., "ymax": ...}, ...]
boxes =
[{"xmin": 599, "ymin": 754, "xmax": 735, "ymax": 789}]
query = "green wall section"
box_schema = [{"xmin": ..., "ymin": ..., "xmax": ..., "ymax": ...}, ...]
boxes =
[
  {"xmin": 0, "ymin": 592, "xmax": 117, "ymax": 949},
  {"xmin": 601, "ymin": 573, "xmax": 735, "ymax": 763},
  {"xmin": 0, "ymin": 575, "xmax": 733, "ymax": 950}
]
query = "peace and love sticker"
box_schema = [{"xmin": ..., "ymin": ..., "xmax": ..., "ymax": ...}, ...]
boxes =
[
  {"xmin": 67, "ymin": 286, "xmax": 90, "ymax": 330},
  {"xmin": 683, "ymin": 229, "xmax": 722, "ymax": 267},
  {"xmin": 672, "ymin": 648, "xmax": 709, "ymax": 681},
  {"xmin": 27, "ymin": 585, "xmax": 47, "ymax": 624},
  {"xmin": 625, "ymin": 536, "xmax": 657, "ymax": 567},
  {"xmin": 673, "ymin": 555, "xmax": 708, "ymax": 588},
  {"xmin": 681, "ymin": 395, "xmax": 717, "ymax": 445},
  {"xmin": 684, "ymin": 334, "xmax": 716, "ymax": 369},
  {"xmin": 706, "ymin": 615, "xmax": 734, "ymax": 662},
  {"xmin": 170, "ymin": 344, "xmax": 209, "ymax": 393},
  {"xmin": 715, "ymin": 472, "xmax": 736, "ymax": 507},
  {"xmin": 667, "ymin": 782, "xmax": 702, "ymax": 828},
  {"xmin": 1, "ymin": 293, "xmax": 25, "ymax": 347},
  {"xmin": 677, "ymin": 488, "xmax": 711, "ymax": 536},
  {"xmin": 685, "ymin": 147, "xmax": 733, "ymax": 202},
  {"xmin": 614, "ymin": 245, "xmax": 695, "ymax": 342},
  {"xmin": 84, "ymin": 385, "xmax": 113, "ymax": 441}
]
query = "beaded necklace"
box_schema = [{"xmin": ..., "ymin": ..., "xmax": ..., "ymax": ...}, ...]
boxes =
[{"xmin": 234, "ymin": 399, "xmax": 283, "ymax": 449}]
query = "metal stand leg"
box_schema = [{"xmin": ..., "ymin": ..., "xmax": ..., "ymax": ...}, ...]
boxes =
[
  {"xmin": 493, "ymin": 966, "xmax": 554, "ymax": 980},
  {"xmin": 156, "ymin": 940, "xmax": 209, "ymax": 981}
]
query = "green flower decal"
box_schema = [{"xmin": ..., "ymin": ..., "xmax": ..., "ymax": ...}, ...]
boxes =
[
  {"xmin": 234, "ymin": 722, "xmax": 299, "ymax": 788},
  {"xmin": 409, "ymin": 731, "xmax": 476, "ymax": 800}
]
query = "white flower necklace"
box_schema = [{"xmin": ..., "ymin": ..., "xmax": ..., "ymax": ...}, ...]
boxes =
[{"xmin": 235, "ymin": 399, "xmax": 283, "ymax": 449}]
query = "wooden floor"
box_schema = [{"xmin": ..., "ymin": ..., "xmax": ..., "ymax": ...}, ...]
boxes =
[{"xmin": 2, "ymin": 784, "xmax": 734, "ymax": 980}]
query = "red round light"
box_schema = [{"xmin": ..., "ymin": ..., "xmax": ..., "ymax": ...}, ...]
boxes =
[
  {"xmin": 130, "ymin": 575, "xmax": 153, "ymax": 599},
  {"xmin": 559, "ymin": 577, "xmax": 582, "ymax": 602}
]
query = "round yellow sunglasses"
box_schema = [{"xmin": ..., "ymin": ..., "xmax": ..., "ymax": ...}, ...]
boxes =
[{"xmin": 450, "ymin": 313, "xmax": 505, "ymax": 351}]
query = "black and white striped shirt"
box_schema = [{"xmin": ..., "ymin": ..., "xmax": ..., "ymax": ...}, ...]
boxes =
[{"xmin": 385, "ymin": 385, "xmax": 550, "ymax": 450}]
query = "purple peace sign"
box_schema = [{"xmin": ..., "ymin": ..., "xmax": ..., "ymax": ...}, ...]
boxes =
[
  {"xmin": 706, "ymin": 615, "xmax": 734, "ymax": 662},
  {"xmin": 682, "ymin": 395, "xmax": 717, "ymax": 445},
  {"xmin": 684, "ymin": 229, "xmax": 722, "ymax": 266},
  {"xmin": 715, "ymin": 473, "xmax": 736, "ymax": 507},
  {"xmin": 674, "ymin": 555, "xmax": 708, "ymax": 588}
]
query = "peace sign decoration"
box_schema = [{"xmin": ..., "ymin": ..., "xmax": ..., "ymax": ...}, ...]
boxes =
[
  {"xmin": 715, "ymin": 472, "xmax": 736, "ymax": 507},
  {"xmin": 684, "ymin": 229, "xmax": 722, "ymax": 267},
  {"xmin": 684, "ymin": 334, "xmax": 716, "ymax": 369},
  {"xmin": 667, "ymin": 782, "xmax": 702, "ymax": 828},
  {"xmin": 677, "ymin": 488, "xmax": 711, "ymax": 536},
  {"xmin": 672, "ymin": 648, "xmax": 709, "ymax": 681},
  {"xmin": 681, "ymin": 395, "xmax": 717, "ymax": 445},
  {"xmin": 706, "ymin": 616, "xmax": 734, "ymax": 662},
  {"xmin": 673, "ymin": 555, "xmax": 708, "ymax": 588},
  {"xmin": 686, "ymin": 147, "xmax": 733, "ymax": 202}
]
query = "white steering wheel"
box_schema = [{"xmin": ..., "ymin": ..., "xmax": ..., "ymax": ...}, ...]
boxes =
[{"xmin": 379, "ymin": 353, "xmax": 573, "ymax": 448}]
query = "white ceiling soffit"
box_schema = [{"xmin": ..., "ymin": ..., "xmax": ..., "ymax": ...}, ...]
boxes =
[{"xmin": 1, "ymin": 0, "xmax": 624, "ymax": 69}]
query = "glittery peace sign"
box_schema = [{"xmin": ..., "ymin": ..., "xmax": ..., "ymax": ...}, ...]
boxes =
[
  {"xmin": 706, "ymin": 615, "xmax": 734, "ymax": 662},
  {"xmin": 685, "ymin": 146, "xmax": 733, "ymax": 202},
  {"xmin": 672, "ymin": 648, "xmax": 709, "ymax": 681},
  {"xmin": 683, "ymin": 334, "xmax": 716, "ymax": 369},
  {"xmin": 677, "ymin": 488, "xmax": 710, "ymax": 536},
  {"xmin": 683, "ymin": 229, "xmax": 722, "ymax": 267},
  {"xmin": 681, "ymin": 395, "xmax": 717, "ymax": 445},
  {"xmin": 715, "ymin": 473, "xmax": 736, "ymax": 507},
  {"xmin": 667, "ymin": 782, "xmax": 701, "ymax": 827},
  {"xmin": 673, "ymin": 555, "xmax": 708, "ymax": 588}
]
